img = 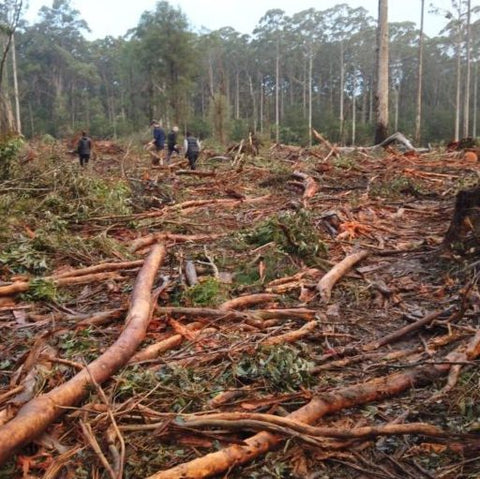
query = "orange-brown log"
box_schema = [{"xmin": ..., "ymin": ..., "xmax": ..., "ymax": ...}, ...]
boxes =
[
  {"xmin": 262, "ymin": 320, "xmax": 316, "ymax": 346},
  {"xmin": 130, "ymin": 233, "xmax": 224, "ymax": 253},
  {"xmin": 176, "ymin": 412, "xmax": 446, "ymax": 440},
  {"xmin": 0, "ymin": 272, "xmax": 124, "ymax": 297},
  {"xmin": 317, "ymin": 250, "xmax": 368, "ymax": 302},
  {"xmin": 219, "ymin": 294, "xmax": 280, "ymax": 311},
  {"xmin": 155, "ymin": 306, "xmax": 316, "ymax": 322},
  {"xmin": 51, "ymin": 260, "xmax": 144, "ymax": 279},
  {"xmin": 0, "ymin": 244, "xmax": 166, "ymax": 465},
  {"xmin": 147, "ymin": 332, "xmax": 479, "ymax": 479}
]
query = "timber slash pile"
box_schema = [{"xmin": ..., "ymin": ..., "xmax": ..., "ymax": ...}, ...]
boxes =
[{"xmin": 0, "ymin": 137, "xmax": 480, "ymax": 478}]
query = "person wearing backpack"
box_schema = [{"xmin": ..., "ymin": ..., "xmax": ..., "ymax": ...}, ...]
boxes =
[
  {"xmin": 166, "ymin": 126, "xmax": 180, "ymax": 164},
  {"xmin": 147, "ymin": 120, "xmax": 166, "ymax": 166},
  {"xmin": 77, "ymin": 131, "xmax": 92, "ymax": 167},
  {"xmin": 183, "ymin": 132, "xmax": 201, "ymax": 170}
]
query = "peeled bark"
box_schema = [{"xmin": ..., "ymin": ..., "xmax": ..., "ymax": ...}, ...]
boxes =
[
  {"xmin": 317, "ymin": 250, "xmax": 368, "ymax": 302},
  {"xmin": 0, "ymin": 244, "xmax": 166, "ymax": 465}
]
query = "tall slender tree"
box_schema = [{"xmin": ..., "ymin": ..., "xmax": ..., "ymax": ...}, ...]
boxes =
[
  {"xmin": 375, "ymin": 0, "xmax": 389, "ymax": 143},
  {"xmin": 0, "ymin": 0, "xmax": 24, "ymax": 133},
  {"xmin": 415, "ymin": 0, "xmax": 425, "ymax": 144}
]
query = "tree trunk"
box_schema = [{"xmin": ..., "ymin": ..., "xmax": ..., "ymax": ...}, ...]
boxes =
[
  {"xmin": 339, "ymin": 41, "xmax": 345, "ymax": 142},
  {"xmin": 275, "ymin": 41, "xmax": 280, "ymax": 144},
  {"xmin": 308, "ymin": 51, "xmax": 313, "ymax": 147},
  {"xmin": 463, "ymin": 0, "xmax": 471, "ymax": 138},
  {"xmin": 374, "ymin": 0, "xmax": 389, "ymax": 144},
  {"xmin": 415, "ymin": 0, "xmax": 425, "ymax": 144},
  {"xmin": 11, "ymin": 34, "xmax": 21, "ymax": 134}
]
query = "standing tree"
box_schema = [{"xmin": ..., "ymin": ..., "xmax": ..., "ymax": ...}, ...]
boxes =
[
  {"xmin": 375, "ymin": 0, "xmax": 389, "ymax": 144},
  {"xmin": 415, "ymin": 0, "xmax": 425, "ymax": 144},
  {"xmin": 254, "ymin": 9, "xmax": 286, "ymax": 144},
  {"xmin": 463, "ymin": 0, "xmax": 471, "ymax": 137},
  {"xmin": 0, "ymin": 0, "xmax": 24, "ymax": 134}
]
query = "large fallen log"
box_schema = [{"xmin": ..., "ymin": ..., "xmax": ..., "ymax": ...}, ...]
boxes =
[
  {"xmin": 147, "ymin": 330, "xmax": 480, "ymax": 479},
  {"xmin": 0, "ymin": 244, "xmax": 166, "ymax": 465}
]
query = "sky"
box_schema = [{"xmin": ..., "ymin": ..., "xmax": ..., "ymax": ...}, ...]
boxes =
[{"xmin": 24, "ymin": 0, "xmax": 455, "ymax": 40}]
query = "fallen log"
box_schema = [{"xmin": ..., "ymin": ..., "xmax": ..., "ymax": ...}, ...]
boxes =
[
  {"xmin": 0, "ymin": 271, "xmax": 124, "ymax": 297},
  {"xmin": 0, "ymin": 244, "xmax": 166, "ymax": 465},
  {"xmin": 130, "ymin": 233, "xmax": 225, "ymax": 253},
  {"xmin": 154, "ymin": 306, "xmax": 316, "ymax": 323},
  {"xmin": 317, "ymin": 250, "xmax": 368, "ymax": 302},
  {"xmin": 218, "ymin": 293, "xmax": 280, "ymax": 311},
  {"xmin": 262, "ymin": 320, "xmax": 317, "ymax": 346},
  {"xmin": 175, "ymin": 170, "xmax": 216, "ymax": 177},
  {"xmin": 175, "ymin": 412, "xmax": 448, "ymax": 442},
  {"xmin": 147, "ymin": 330, "xmax": 480, "ymax": 479}
]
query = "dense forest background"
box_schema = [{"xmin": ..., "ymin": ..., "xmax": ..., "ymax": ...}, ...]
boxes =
[{"xmin": 1, "ymin": 0, "xmax": 480, "ymax": 146}]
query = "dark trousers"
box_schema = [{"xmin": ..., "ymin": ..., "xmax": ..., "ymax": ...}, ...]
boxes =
[
  {"xmin": 187, "ymin": 152, "xmax": 199, "ymax": 170},
  {"xmin": 79, "ymin": 154, "xmax": 90, "ymax": 167},
  {"xmin": 167, "ymin": 145, "xmax": 180, "ymax": 162}
]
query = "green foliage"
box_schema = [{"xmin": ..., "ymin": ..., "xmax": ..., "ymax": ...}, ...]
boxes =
[
  {"xmin": 230, "ymin": 118, "xmax": 250, "ymax": 142},
  {"xmin": 186, "ymin": 116, "xmax": 211, "ymax": 140},
  {"xmin": 183, "ymin": 277, "xmax": 228, "ymax": 306},
  {"xmin": 56, "ymin": 327, "xmax": 98, "ymax": 362},
  {"xmin": 0, "ymin": 134, "xmax": 23, "ymax": 180},
  {"xmin": 369, "ymin": 175, "xmax": 424, "ymax": 199},
  {"xmin": 209, "ymin": 93, "xmax": 229, "ymax": 144},
  {"xmin": 0, "ymin": 241, "xmax": 49, "ymax": 275},
  {"xmin": 232, "ymin": 345, "xmax": 314, "ymax": 392},
  {"xmin": 244, "ymin": 210, "xmax": 327, "ymax": 262},
  {"xmin": 114, "ymin": 367, "xmax": 159, "ymax": 402},
  {"xmin": 21, "ymin": 278, "xmax": 58, "ymax": 302}
]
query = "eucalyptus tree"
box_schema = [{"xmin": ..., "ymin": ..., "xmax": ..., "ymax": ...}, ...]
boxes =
[
  {"xmin": 132, "ymin": 1, "xmax": 195, "ymax": 127},
  {"xmin": 193, "ymin": 29, "xmax": 231, "ymax": 142},
  {"xmin": 0, "ymin": 0, "xmax": 24, "ymax": 133},
  {"xmin": 415, "ymin": 0, "xmax": 425, "ymax": 144},
  {"xmin": 18, "ymin": 0, "xmax": 92, "ymax": 136},
  {"xmin": 375, "ymin": 0, "xmax": 389, "ymax": 144},
  {"xmin": 253, "ymin": 9, "xmax": 287, "ymax": 143},
  {"xmin": 289, "ymin": 9, "xmax": 324, "ymax": 146},
  {"xmin": 322, "ymin": 4, "xmax": 373, "ymax": 143},
  {"xmin": 89, "ymin": 36, "xmax": 129, "ymax": 136},
  {"xmin": 389, "ymin": 22, "xmax": 418, "ymax": 132},
  {"xmin": 433, "ymin": 0, "xmax": 480, "ymax": 140},
  {"xmin": 347, "ymin": 26, "xmax": 377, "ymax": 142}
]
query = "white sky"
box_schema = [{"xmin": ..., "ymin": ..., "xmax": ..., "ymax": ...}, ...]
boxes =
[{"xmin": 24, "ymin": 0, "xmax": 456, "ymax": 40}]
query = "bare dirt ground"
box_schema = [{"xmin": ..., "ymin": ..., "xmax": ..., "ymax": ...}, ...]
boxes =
[{"xmin": 0, "ymin": 137, "xmax": 479, "ymax": 478}]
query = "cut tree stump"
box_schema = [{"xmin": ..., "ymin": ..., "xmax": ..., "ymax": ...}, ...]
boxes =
[{"xmin": 444, "ymin": 186, "xmax": 480, "ymax": 248}]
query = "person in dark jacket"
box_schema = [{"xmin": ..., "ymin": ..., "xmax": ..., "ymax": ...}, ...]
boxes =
[
  {"xmin": 166, "ymin": 126, "xmax": 180, "ymax": 164},
  {"xmin": 147, "ymin": 120, "xmax": 166, "ymax": 165},
  {"xmin": 183, "ymin": 132, "xmax": 201, "ymax": 170},
  {"xmin": 77, "ymin": 131, "xmax": 92, "ymax": 167}
]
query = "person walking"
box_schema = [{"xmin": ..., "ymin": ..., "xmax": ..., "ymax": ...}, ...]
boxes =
[
  {"xmin": 166, "ymin": 126, "xmax": 180, "ymax": 164},
  {"xmin": 147, "ymin": 120, "xmax": 166, "ymax": 166},
  {"xmin": 184, "ymin": 131, "xmax": 201, "ymax": 170},
  {"xmin": 77, "ymin": 131, "xmax": 92, "ymax": 167}
]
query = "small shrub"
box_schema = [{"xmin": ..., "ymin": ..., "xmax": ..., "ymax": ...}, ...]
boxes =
[
  {"xmin": 183, "ymin": 277, "xmax": 228, "ymax": 307},
  {"xmin": 232, "ymin": 344, "xmax": 314, "ymax": 392},
  {"xmin": 0, "ymin": 134, "xmax": 23, "ymax": 180}
]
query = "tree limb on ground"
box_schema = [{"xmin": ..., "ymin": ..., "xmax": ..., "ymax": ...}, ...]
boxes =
[
  {"xmin": 146, "ymin": 330, "xmax": 480, "ymax": 479},
  {"xmin": 0, "ymin": 244, "xmax": 166, "ymax": 465}
]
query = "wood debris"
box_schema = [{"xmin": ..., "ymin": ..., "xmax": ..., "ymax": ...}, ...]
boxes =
[{"xmin": 1, "ymin": 136, "xmax": 480, "ymax": 478}]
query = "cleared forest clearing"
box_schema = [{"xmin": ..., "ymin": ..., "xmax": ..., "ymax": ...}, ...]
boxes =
[{"xmin": 0, "ymin": 137, "xmax": 480, "ymax": 478}]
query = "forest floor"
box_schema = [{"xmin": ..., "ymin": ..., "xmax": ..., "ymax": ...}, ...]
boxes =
[{"xmin": 0, "ymin": 136, "xmax": 480, "ymax": 478}]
